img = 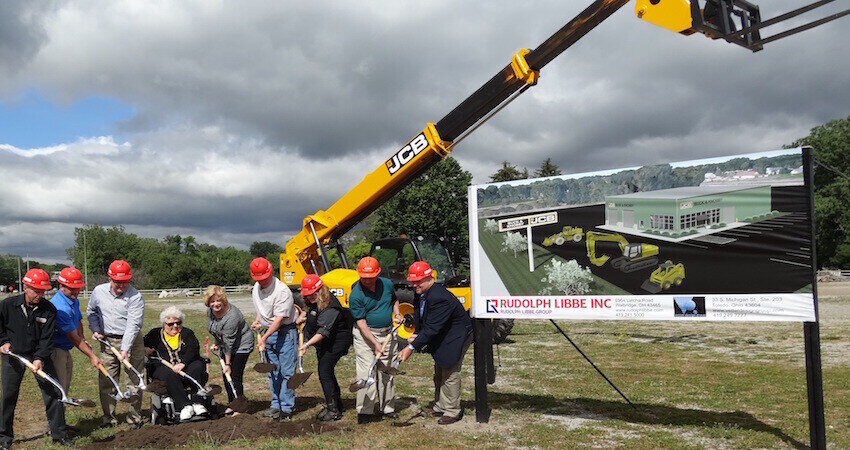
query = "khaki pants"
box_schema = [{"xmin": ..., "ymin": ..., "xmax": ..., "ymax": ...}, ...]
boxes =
[
  {"xmin": 51, "ymin": 348, "xmax": 74, "ymax": 393},
  {"xmin": 352, "ymin": 325, "xmax": 396, "ymax": 414},
  {"xmin": 98, "ymin": 335, "xmax": 144, "ymax": 424},
  {"xmin": 433, "ymin": 334, "xmax": 473, "ymax": 419}
]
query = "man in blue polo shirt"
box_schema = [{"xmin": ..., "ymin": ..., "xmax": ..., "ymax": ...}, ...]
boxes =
[
  {"xmin": 50, "ymin": 267, "xmax": 100, "ymax": 394},
  {"xmin": 348, "ymin": 257, "xmax": 400, "ymax": 424}
]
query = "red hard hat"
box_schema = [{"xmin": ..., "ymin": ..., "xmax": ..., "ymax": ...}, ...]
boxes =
[
  {"xmin": 300, "ymin": 274, "xmax": 323, "ymax": 296},
  {"xmin": 407, "ymin": 261, "xmax": 433, "ymax": 282},
  {"xmin": 107, "ymin": 260, "xmax": 132, "ymax": 281},
  {"xmin": 250, "ymin": 257, "xmax": 272, "ymax": 281},
  {"xmin": 357, "ymin": 257, "xmax": 381, "ymax": 278},
  {"xmin": 22, "ymin": 268, "xmax": 52, "ymax": 291},
  {"xmin": 57, "ymin": 267, "xmax": 86, "ymax": 289}
]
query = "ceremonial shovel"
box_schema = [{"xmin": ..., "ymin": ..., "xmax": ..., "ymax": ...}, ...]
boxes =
[
  {"xmin": 253, "ymin": 332, "xmax": 276, "ymax": 373},
  {"xmin": 287, "ymin": 312, "xmax": 312, "ymax": 389},
  {"xmin": 208, "ymin": 351, "xmax": 249, "ymax": 413},
  {"xmin": 149, "ymin": 356, "xmax": 222, "ymax": 397},
  {"xmin": 94, "ymin": 336, "xmax": 148, "ymax": 392},
  {"xmin": 8, "ymin": 352, "xmax": 95, "ymax": 407},
  {"xmin": 348, "ymin": 322, "xmax": 403, "ymax": 392},
  {"xmin": 96, "ymin": 361, "xmax": 141, "ymax": 403}
]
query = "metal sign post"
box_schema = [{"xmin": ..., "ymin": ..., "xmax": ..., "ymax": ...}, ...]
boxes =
[
  {"xmin": 802, "ymin": 146, "xmax": 826, "ymax": 450},
  {"xmin": 498, "ymin": 211, "xmax": 558, "ymax": 272}
]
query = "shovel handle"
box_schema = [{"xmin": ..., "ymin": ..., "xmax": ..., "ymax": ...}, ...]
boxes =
[
  {"xmin": 96, "ymin": 362, "xmax": 111, "ymax": 378},
  {"xmin": 156, "ymin": 357, "xmax": 186, "ymax": 377},
  {"xmin": 100, "ymin": 339, "xmax": 135, "ymax": 371},
  {"xmin": 217, "ymin": 357, "xmax": 234, "ymax": 383}
]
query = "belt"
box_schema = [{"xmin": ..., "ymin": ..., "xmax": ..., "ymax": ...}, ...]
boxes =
[{"xmin": 105, "ymin": 333, "xmax": 123, "ymax": 339}]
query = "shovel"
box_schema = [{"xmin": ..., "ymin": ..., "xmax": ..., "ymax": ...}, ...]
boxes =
[
  {"xmin": 287, "ymin": 323, "xmax": 313, "ymax": 389},
  {"xmin": 348, "ymin": 322, "xmax": 402, "ymax": 392},
  {"xmin": 8, "ymin": 352, "xmax": 96, "ymax": 407},
  {"xmin": 149, "ymin": 356, "xmax": 222, "ymax": 398},
  {"xmin": 94, "ymin": 336, "xmax": 148, "ymax": 392},
  {"xmin": 253, "ymin": 332, "xmax": 276, "ymax": 373},
  {"xmin": 96, "ymin": 361, "xmax": 141, "ymax": 403},
  {"xmin": 209, "ymin": 350, "xmax": 249, "ymax": 413}
]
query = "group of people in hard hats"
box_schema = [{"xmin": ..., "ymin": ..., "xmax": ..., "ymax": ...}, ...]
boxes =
[{"xmin": 0, "ymin": 253, "xmax": 472, "ymax": 447}]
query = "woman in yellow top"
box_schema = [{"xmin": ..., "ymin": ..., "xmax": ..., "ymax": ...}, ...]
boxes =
[{"xmin": 144, "ymin": 306, "xmax": 209, "ymax": 421}]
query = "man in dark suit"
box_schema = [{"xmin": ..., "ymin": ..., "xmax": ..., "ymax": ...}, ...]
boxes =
[{"xmin": 398, "ymin": 261, "xmax": 472, "ymax": 424}]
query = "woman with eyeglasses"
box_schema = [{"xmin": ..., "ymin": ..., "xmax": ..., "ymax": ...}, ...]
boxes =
[
  {"xmin": 297, "ymin": 275, "xmax": 353, "ymax": 422},
  {"xmin": 143, "ymin": 306, "xmax": 209, "ymax": 422},
  {"xmin": 204, "ymin": 285, "xmax": 254, "ymax": 415}
]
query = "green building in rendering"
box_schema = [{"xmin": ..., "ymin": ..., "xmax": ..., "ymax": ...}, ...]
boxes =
[{"xmin": 605, "ymin": 185, "xmax": 772, "ymax": 233}]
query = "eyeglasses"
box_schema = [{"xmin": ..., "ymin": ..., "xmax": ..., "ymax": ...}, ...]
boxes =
[{"xmin": 165, "ymin": 321, "xmax": 182, "ymax": 327}]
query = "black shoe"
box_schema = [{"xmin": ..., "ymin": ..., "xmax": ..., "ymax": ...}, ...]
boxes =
[
  {"xmin": 382, "ymin": 411, "xmax": 398, "ymax": 419},
  {"xmin": 262, "ymin": 408, "xmax": 281, "ymax": 419},
  {"xmin": 320, "ymin": 409, "xmax": 342, "ymax": 422},
  {"xmin": 437, "ymin": 415, "xmax": 461, "ymax": 425},
  {"xmin": 52, "ymin": 437, "xmax": 73, "ymax": 446},
  {"xmin": 278, "ymin": 412, "xmax": 293, "ymax": 421},
  {"xmin": 357, "ymin": 413, "xmax": 371, "ymax": 424}
]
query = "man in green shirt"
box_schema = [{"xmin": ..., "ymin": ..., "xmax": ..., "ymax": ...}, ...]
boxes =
[{"xmin": 348, "ymin": 257, "xmax": 400, "ymax": 424}]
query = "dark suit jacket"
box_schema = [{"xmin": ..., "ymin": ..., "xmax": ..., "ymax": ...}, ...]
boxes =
[{"xmin": 411, "ymin": 283, "xmax": 472, "ymax": 368}]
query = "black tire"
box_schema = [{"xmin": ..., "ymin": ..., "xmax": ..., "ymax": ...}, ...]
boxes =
[{"xmin": 492, "ymin": 319, "xmax": 514, "ymax": 344}]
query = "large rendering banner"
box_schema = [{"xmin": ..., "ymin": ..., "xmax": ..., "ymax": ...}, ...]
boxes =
[{"xmin": 468, "ymin": 148, "xmax": 816, "ymax": 321}]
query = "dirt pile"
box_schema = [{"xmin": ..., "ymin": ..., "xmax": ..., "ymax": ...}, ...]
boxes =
[{"xmin": 84, "ymin": 415, "xmax": 335, "ymax": 449}]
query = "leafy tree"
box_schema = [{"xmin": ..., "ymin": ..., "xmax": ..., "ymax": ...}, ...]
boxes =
[
  {"xmin": 541, "ymin": 259, "xmax": 593, "ymax": 295},
  {"xmin": 369, "ymin": 157, "xmax": 472, "ymax": 262},
  {"xmin": 490, "ymin": 161, "xmax": 527, "ymax": 182},
  {"xmin": 501, "ymin": 232, "xmax": 526, "ymax": 258},
  {"xmin": 535, "ymin": 158, "xmax": 562, "ymax": 177},
  {"xmin": 250, "ymin": 241, "xmax": 281, "ymax": 258},
  {"xmin": 790, "ymin": 116, "xmax": 850, "ymax": 268}
]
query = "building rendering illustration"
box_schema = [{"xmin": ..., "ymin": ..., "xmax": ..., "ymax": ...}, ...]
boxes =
[{"xmin": 605, "ymin": 185, "xmax": 772, "ymax": 234}]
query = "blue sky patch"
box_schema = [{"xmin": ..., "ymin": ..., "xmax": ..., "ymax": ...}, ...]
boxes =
[{"xmin": 0, "ymin": 88, "xmax": 135, "ymax": 149}]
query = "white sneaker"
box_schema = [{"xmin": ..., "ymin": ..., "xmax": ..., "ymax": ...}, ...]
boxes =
[
  {"xmin": 192, "ymin": 404, "xmax": 208, "ymax": 415},
  {"xmin": 180, "ymin": 405, "xmax": 195, "ymax": 421}
]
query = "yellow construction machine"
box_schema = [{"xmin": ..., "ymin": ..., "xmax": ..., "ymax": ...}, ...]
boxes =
[
  {"xmin": 278, "ymin": 0, "xmax": 844, "ymax": 311},
  {"xmin": 543, "ymin": 226, "xmax": 584, "ymax": 247},
  {"xmin": 586, "ymin": 231, "xmax": 659, "ymax": 272},
  {"xmin": 642, "ymin": 260, "xmax": 686, "ymax": 293}
]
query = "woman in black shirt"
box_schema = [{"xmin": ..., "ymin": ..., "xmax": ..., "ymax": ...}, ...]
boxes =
[{"xmin": 298, "ymin": 275, "xmax": 353, "ymax": 421}]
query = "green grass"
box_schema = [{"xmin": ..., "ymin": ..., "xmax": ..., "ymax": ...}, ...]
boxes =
[
  {"xmin": 478, "ymin": 219, "xmax": 627, "ymax": 295},
  {"xmin": 7, "ymin": 290, "xmax": 850, "ymax": 449}
]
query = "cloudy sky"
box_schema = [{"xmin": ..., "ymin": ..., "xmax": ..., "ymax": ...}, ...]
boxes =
[{"xmin": 1, "ymin": 0, "xmax": 848, "ymax": 262}]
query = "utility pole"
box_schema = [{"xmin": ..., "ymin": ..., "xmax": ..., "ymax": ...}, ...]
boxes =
[{"xmin": 26, "ymin": 254, "xmax": 30, "ymax": 271}]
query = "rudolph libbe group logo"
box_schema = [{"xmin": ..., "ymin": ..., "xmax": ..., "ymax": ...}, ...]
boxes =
[
  {"xmin": 486, "ymin": 299, "xmax": 499, "ymax": 314},
  {"xmin": 386, "ymin": 133, "xmax": 429, "ymax": 175}
]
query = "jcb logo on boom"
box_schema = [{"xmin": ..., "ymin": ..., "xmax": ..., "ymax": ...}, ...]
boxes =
[
  {"xmin": 386, "ymin": 133, "xmax": 429, "ymax": 175},
  {"xmin": 330, "ymin": 288, "xmax": 344, "ymax": 298}
]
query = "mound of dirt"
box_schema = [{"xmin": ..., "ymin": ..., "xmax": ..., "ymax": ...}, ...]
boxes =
[{"xmin": 84, "ymin": 415, "xmax": 334, "ymax": 449}]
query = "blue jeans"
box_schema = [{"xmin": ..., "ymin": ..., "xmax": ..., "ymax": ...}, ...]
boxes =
[{"xmin": 265, "ymin": 324, "xmax": 297, "ymax": 413}]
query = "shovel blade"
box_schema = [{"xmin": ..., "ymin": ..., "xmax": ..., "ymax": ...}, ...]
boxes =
[
  {"xmin": 376, "ymin": 360, "xmax": 405, "ymax": 376},
  {"xmin": 287, "ymin": 371, "xmax": 313, "ymax": 390},
  {"xmin": 348, "ymin": 379, "xmax": 367, "ymax": 393},
  {"xmin": 120, "ymin": 393, "xmax": 140, "ymax": 404},
  {"xmin": 228, "ymin": 396, "xmax": 250, "ymax": 413},
  {"xmin": 72, "ymin": 398, "xmax": 97, "ymax": 408},
  {"xmin": 253, "ymin": 362, "xmax": 276, "ymax": 373}
]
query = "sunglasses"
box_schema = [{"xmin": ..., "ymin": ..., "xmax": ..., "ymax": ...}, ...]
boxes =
[{"xmin": 165, "ymin": 321, "xmax": 182, "ymax": 327}]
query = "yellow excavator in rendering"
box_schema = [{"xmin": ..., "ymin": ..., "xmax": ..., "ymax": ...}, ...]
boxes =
[
  {"xmin": 586, "ymin": 231, "xmax": 660, "ymax": 272},
  {"xmin": 278, "ymin": 0, "xmax": 846, "ymax": 313}
]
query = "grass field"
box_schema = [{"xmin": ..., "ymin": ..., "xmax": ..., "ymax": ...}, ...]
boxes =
[
  {"xmin": 477, "ymin": 219, "xmax": 627, "ymax": 295},
  {"xmin": 6, "ymin": 284, "xmax": 850, "ymax": 448}
]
